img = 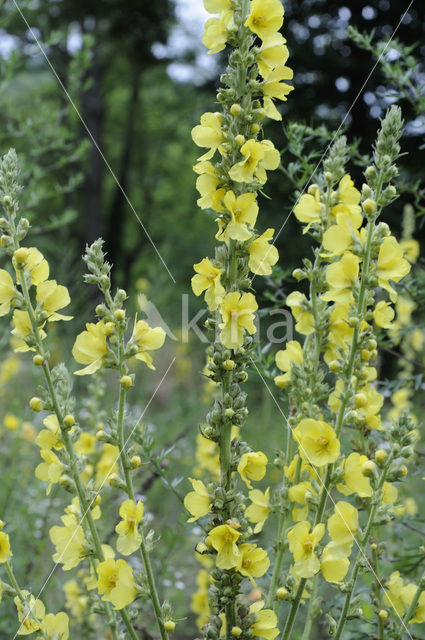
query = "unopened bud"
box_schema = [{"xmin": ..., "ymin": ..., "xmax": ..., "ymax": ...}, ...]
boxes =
[
  {"xmin": 120, "ymin": 375, "xmax": 133, "ymax": 390},
  {"xmin": 251, "ymin": 123, "xmax": 261, "ymax": 134},
  {"xmin": 276, "ymin": 587, "xmax": 288, "ymax": 600},
  {"xmin": 375, "ymin": 449, "xmax": 388, "ymax": 464},
  {"xmin": 30, "ymin": 397, "xmax": 43, "ymax": 412},
  {"xmin": 164, "ymin": 621, "xmax": 176, "ymax": 632},
  {"xmin": 14, "ymin": 247, "xmax": 29, "ymax": 265},
  {"xmin": 130, "ymin": 455, "xmax": 142, "ymax": 468},
  {"xmin": 292, "ymin": 268, "xmax": 306, "ymax": 281},
  {"xmin": 33, "ymin": 355, "xmax": 44, "ymax": 367},
  {"xmin": 114, "ymin": 309, "xmax": 125, "ymax": 321},
  {"xmin": 231, "ymin": 627, "xmax": 242, "ymax": 637},
  {"xmin": 354, "ymin": 393, "xmax": 367, "ymax": 408},
  {"xmin": 378, "ymin": 609, "xmax": 388, "ymax": 621},
  {"xmin": 223, "ymin": 359, "xmax": 235, "ymax": 371},
  {"xmin": 235, "ymin": 134, "xmax": 245, "ymax": 146},
  {"xmin": 63, "ymin": 414, "xmax": 75, "ymax": 428},
  {"xmin": 362, "ymin": 460, "xmax": 376, "ymax": 476},
  {"xmin": 230, "ymin": 103, "xmax": 242, "ymax": 116}
]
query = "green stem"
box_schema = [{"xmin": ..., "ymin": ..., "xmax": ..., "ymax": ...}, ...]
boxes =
[
  {"xmin": 281, "ymin": 578, "xmax": 307, "ymax": 640},
  {"xmin": 333, "ymin": 456, "xmax": 393, "ymax": 640},
  {"xmin": 5, "ymin": 561, "xmax": 24, "ymax": 599},
  {"xmin": 301, "ymin": 572, "xmax": 319, "ymax": 640},
  {"xmin": 117, "ymin": 375, "xmax": 168, "ymax": 640}
]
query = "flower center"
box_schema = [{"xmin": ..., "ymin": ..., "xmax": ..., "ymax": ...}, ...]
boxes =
[{"xmin": 317, "ymin": 435, "xmax": 329, "ymax": 449}]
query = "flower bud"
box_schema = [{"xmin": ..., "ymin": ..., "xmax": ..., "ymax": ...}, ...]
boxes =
[
  {"xmin": 225, "ymin": 408, "xmax": 235, "ymax": 418},
  {"xmin": 30, "ymin": 397, "xmax": 44, "ymax": 412},
  {"xmin": 105, "ymin": 321, "xmax": 115, "ymax": 335},
  {"xmin": 354, "ymin": 393, "xmax": 367, "ymax": 408},
  {"xmin": 251, "ymin": 123, "xmax": 260, "ymax": 134},
  {"xmin": 96, "ymin": 430, "xmax": 106, "ymax": 441},
  {"xmin": 114, "ymin": 309, "xmax": 125, "ymax": 321},
  {"xmin": 375, "ymin": 449, "xmax": 388, "ymax": 464},
  {"xmin": 164, "ymin": 621, "xmax": 175, "ymax": 632},
  {"xmin": 130, "ymin": 455, "xmax": 142, "ymax": 468},
  {"xmin": 223, "ymin": 359, "xmax": 235, "ymax": 371},
  {"xmin": 95, "ymin": 304, "xmax": 107, "ymax": 317},
  {"xmin": 276, "ymin": 587, "xmax": 288, "ymax": 600},
  {"xmin": 230, "ymin": 103, "xmax": 242, "ymax": 116},
  {"xmin": 108, "ymin": 473, "xmax": 121, "ymax": 488},
  {"xmin": 64, "ymin": 414, "xmax": 75, "ymax": 428},
  {"xmin": 33, "ymin": 355, "xmax": 44, "ymax": 367},
  {"xmin": 231, "ymin": 627, "xmax": 242, "ymax": 637},
  {"xmin": 235, "ymin": 134, "xmax": 245, "ymax": 146},
  {"xmin": 120, "ymin": 375, "xmax": 133, "ymax": 390},
  {"xmin": 14, "ymin": 247, "xmax": 29, "ymax": 265},
  {"xmin": 362, "ymin": 460, "xmax": 376, "ymax": 476},
  {"xmin": 378, "ymin": 609, "xmax": 388, "ymax": 621},
  {"xmin": 363, "ymin": 198, "xmax": 376, "ymax": 215}
]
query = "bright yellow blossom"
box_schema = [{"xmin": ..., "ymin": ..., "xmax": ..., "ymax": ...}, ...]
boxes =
[
  {"xmin": 41, "ymin": 612, "xmax": 69, "ymax": 640},
  {"xmin": 249, "ymin": 600, "xmax": 279, "ymax": 640},
  {"xmin": 322, "ymin": 253, "xmax": 360, "ymax": 304},
  {"xmin": 245, "ymin": 0, "xmax": 284, "ymax": 41},
  {"xmin": 373, "ymin": 300, "xmax": 395, "ymax": 328},
  {"xmin": 0, "ymin": 531, "xmax": 11, "ymax": 563},
  {"xmin": 0, "ymin": 269, "xmax": 15, "ymax": 316},
  {"xmin": 287, "ymin": 520, "xmax": 325, "ymax": 578},
  {"xmin": 4, "ymin": 413, "xmax": 19, "ymax": 430},
  {"xmin": 320, "ymin": 542, "xmax": 350, "ymax": 583},
  {"xmin": 49, "ymin": 514, "xmax": 86, "ymax": 570},
  {"xmin": 202, "ymin": 17, "xmax": 229, "ymax": 54},
  {"xmin": 192, "ymin": 258, "xmax": 225, "ymax": 311},
  {"xmin": 35, "ymin": 449, "xmax": 65, "ymax": 494},
  {"xmin": 410, "ymin": 591, "xmax": 425, "ymax": 624},
  {"xmin": 294, "ymin": 190, "xmax": 321, "ymax": 232},
  {"xmin": 222, "ymin": 191, "xmax": 259, "ymax": 241},
  {"xmin": 35, "ymin": 414, "xmax": 63, "ymax": 451},
  {"xmin": 257, "ymin": 33, "xmax": 289, "ymax": 78},
  {"xmin": 331, "ymin": 174, "xmax": 362, "ymax": 226},
  {"xmin": 11, "ymin": 309, "xmax": 46, "ymax": 352},
  {"xmin": 248, "ymin": 228, "xmax": 279, "ymax": 275},
  {"xmin": 337, "ymin": 452, "xmax": 373, "ymax": 498},
  {"xmin": 286, "ymin": 291, "xmax": 314, "ymax": 335},
  {"xmin": 191, "ymin": 569, "xmax": 211, "ymax": 629},
  {"xmin": 293, "ymin": 418, "xmax": 340, "ymax": 467},
  {"xmin": 115, "ymin": 499, "xmax": 144, "ymax": 555},
  {"xmin": 15, "ymin": 247, "xmax": 49, "ymax": 286},
  {"xmin": 229, "ymin": 139, "xmax": 280, "ymax": 184},
  {"xmin": 97, "ymin": 558, "xmax": 137, "ymax": 610},
  {"xmin": 14, "ymin": 590, "xmax": 45, "ymax": 635},
  {"xmin": 207, "ymin": 524, "xmax": 241, "ymax": 569},
  {"xmin": 245, "ymin": 488, "xmax": 271, "ymax": 533},
  {"xmin": 194, "ymin": 161, "xmax": 225, "ymax": 211},
  {"xmin": 377, "ymin": 236, "xmax": 411, "ymax": 300},
  {"xmin": 192, "ymin": 112, "xmax": 224, "ymax": 160},
  {"xmin": 238, "ymin": 543, "xmax": 270, "ymax": 583},
  {"xmin": 219, "ymin": 291, "xmax": 258, "ymax": 349},
  {"xmin": 274, "ymin": 340, "xmax": 303, "ymax": 388},
  {"xmin": 184, "ymin": 478, "xmax": 212, "ymax": 522},
  {"xmin": 36, "ymin": 280, "xmax": 72, "ymax": 321},
  {"xmin": 132, "ymin": 319, "xmax": 166, "ymax": 369},
  {"xmin": 237, "ymin": 451, "xmax": 267, "ymax": 488},
  {"xmin": 72, "ymin": 321, "xmax": 108, "ymax": 375},
  {"xmin": 327, "ymin": 501, "xmax": 358, "ymax": 547}
]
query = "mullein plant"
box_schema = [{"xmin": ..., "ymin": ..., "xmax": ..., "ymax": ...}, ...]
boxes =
[
  {"xmin": 267, "ymin": 107, "xmax": 425, "ymax": 640},
  {"xmin": 0, "ymin": 150, "xmax": 173, "ymax": 639},
  {"xmin": 187, "ymin": 0, "xmax": 293, "ymax": 638}
]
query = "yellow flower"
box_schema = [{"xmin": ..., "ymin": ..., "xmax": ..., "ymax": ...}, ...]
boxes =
[
  {"xmin": 331, "ymin": 174, "xmax": 362, "ymax": 227},
  {"xmin": 400, "ymin": 238, "xmax": 419, "ymax": 263},
  {"xmin": 383, "ymin": 571, "xmax": 415, "ymax": 616},
  {"xmin": 184, "ymin": 478, "xmax": 212, "ymax": 522},
  {"xmin": 327, "ymin": 501, "xmax": 358, "ymax": 547},
  {"xmin": 191, "ymin": 569, "xmax": 211, "ymax": 629},
  {"xmin": 4, "ymin": 413, "xmax": 19, "ymax": 430},
  {"xmin": 194, "ymin": 433, "xmax": 220, "ymax": 478},
  {"xmin": 294, "ymin": 190, "xmax": 322, "ymax": 232},
  {"xmin": 202, "ymin": 16, "xmax": 229, "ymax": 54},
  {"xmin": 373, "ymin": 300, "xmax": 395, "ymax": 328},
  {"xmin": 74, "ymin": 432, "xmax": 96, "ymax": 455},
  {"xmin": 237, "ymin": 451, "xmax": 267, "ymax": 488},
  {"xmin": 36, "ymin": 280, "xmax": 72, "ymax": 321},
  {"xmin": 248, "ymin": 228, "xmax": 279, "ymax": 275},
  {"xmin": 41, "ymin": 612, "xmax": 69, "ymax": 640},
  {"xmin": 15, "ymin": 247, "xmax": 49, "ymax": 286},
  {"xmin": 245, "ymin": 488, "xmax": 271, "ymax": 533},
  {"xmin": 35, "ymin": 449, "xmax": 65, "ymax": 494},
  {"xmin": 207, "ymin": 524, "xmax": 241, "ymax": 569},
  {"xmin": 320, "ymin": 542, "xmax": 350, "ymax": 583},
  {"xmin": 322, "ymin": 253, "xmax": 360, "ymax": 304},
  {"xmin": 194, "ymin": 161, "xmax": 225, "ymax": 211},
  {"xmin": 410, "ymin": 591, "xmax": 425, "ymax": 624},
  {"xmin": 192, "ymin": 112, "xmax": 224, "ymax": 160},
  {"xmin": 293, "ymin": 418, "xmax": 340, "ymax": 467},
  {"xmin": 336, "ymin": 452, "xmax": 372, "ymax": 498},
  {"xmin": 229, "ymin": 139, "xmax": 280, "ymax": 184},
  {"xmin": 72, "ymin": 321, "xmax": 108, "ymax": 375},
  {"xmin": 97, "ymin": 558, "xmax": 137, "ymax": 610},
  {"xmin": 132, "ymin": 319, "xmax": 166, "ymax": 369},
  {"xmin": 115, "ymin": 499, "xmax": 144, "ymax": 556},
  {"xmin": 14, "ymin": 590, "xmax": 45, "ymax": 635},
  {"xmin": 288, "ymin": 481, "xmax": 315, "ymax": 522},
  {"xmin": 36, "ymin": 414, "xmax": 63, "ymax": 451},
  {"xmin": 257, "ymin": 33, "xmax": 289, "ymax": 79},
  {"xmin": 261, "ymin": 65, "xmax": 294, "ymax": 120},
  {"xmin": 377, "ymin": 236, "xmax": 411, "ymax": 300},
  {"xmin": 0, "ymin": 269, "xmax": 15, "ymax": 316},
  {"xmin": 0, "ymin": 531, "xmax": 11, "ymax": 563},
  {"xmin": 219, "ymin": 291, "xmax": 258, "ymax": 349},
  {"xmin": 249, "ymin": 600, "xmax": 279, "ymax": 640},
  {"xmin": 382, "ymin": 481, "xmax": 398, "ymax": 505},
  {"xmin": 286, "ymin": 291, "xmax": 314, "ymax": 335},
  {"xmin": 49, "ymin": 514, "xmax": 87, "ymax": 570},
  {"xmin": 192, "ymin": 258, "xmax": 225, "ymax": 311},
  {"xmin": 287, "ymin": 521, "xmax": 325, "ymax": 578},
  {"xmin": 238, "ymin": 543, "xmax": 270, "ymax": 583},
  {"xmin": 221, "ymin": 191, "xmax": 259, "ymax": 241},
  {"xmin": 11, "ymin": 309, "xmax": 46, "ymax": 352},
  {"xmin": 274, "ymin": 340, "xmax": 303, "ymax": 388},
  {"xmin": 245, "ymin": 0, "xmax": 284, "ymax": 41}
]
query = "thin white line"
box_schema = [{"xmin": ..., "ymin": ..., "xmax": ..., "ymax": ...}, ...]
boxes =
[
  {"xmin": 249, "ymin": 357, "xmax": 414, "ymax": 639},
  {"xmin": 252, "ymin": 0, "xmax": 415, "ymax": 281},
  {"xmin": 10, "ymin": 0, "xmax": 176, "ymax": 284},
  {"xmin": 12, "ymin": 358, "xmax": 176, "ymax": 638}
]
